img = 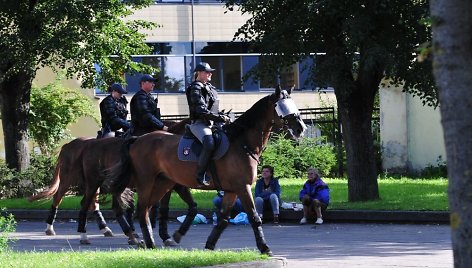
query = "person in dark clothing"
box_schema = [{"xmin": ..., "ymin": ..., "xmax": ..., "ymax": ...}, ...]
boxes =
[
  {"xmin": 185, "ymin": 62, "xmax": 230, "ymax": 186},
  {"xmin": 98, "ymin": 83, "xmax": 130, "ymax": 138},
  {"xmin": 130, "ymin": 74, "xmax": 168, "ymax": 136},
  {"xmin": 254, "ymin": 165, "xmax": 281, "ymax": 224}
]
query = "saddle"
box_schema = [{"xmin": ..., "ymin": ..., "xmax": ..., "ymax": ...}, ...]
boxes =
[{"xmin": 177, "ymin": 125, "xmax": 230, "ymax": 162}]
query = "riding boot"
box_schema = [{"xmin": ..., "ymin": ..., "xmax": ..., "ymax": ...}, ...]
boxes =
[{"xmin": 196, "ymin": 135, "xmax": 215, "ymax": 186}]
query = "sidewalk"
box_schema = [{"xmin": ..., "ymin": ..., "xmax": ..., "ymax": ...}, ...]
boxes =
[
  {"xmin": 9, "ymin": 220, "xmax": 452, "ymax": 268},
  {"xmin": 5, "ymin": 208, "xmax": 450, "ymax": 224}
]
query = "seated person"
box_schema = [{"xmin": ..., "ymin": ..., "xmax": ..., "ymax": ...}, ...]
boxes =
[
  {"xmin": 299, "ymin": 167, "xmax": 330, "ymax": 225},
  {"xmin": 254, "ymin": 165, "xmax": 281, "ymax": 224},
  {"xmin": 213, "ymin": 191, "xmax": 244, "ymax": 217}
]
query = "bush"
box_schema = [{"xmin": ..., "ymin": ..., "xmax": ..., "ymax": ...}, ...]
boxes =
[
  {"xmin": 29, "ymin": 78, "xmax": 98, "ymax": 156},
  {"xmin": 0, "ymin": 208, "xmax": 16, "ymax": 252},
  {"xmin": 420, "ymin": 156, "xmax": 447, "ymax": 178},
  {"xmin": 261, "ymin": 134, "xmax": 337, "ymax": 179},
  {"xmin": 0, "ymin": 154, "xmax": 57, "ymax": 199}
]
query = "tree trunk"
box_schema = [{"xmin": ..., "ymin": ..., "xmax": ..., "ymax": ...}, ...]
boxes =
[
  {"xmin": 431, "ymin": 0, "xmax": 472, "ymax": 266},
  {"xmin": 0, "ymin": 73, "xmax": 32, "ymax": 171},
  {"xmin": 338, "ymin": 92, "xmax": 379, "ymax": 201}
]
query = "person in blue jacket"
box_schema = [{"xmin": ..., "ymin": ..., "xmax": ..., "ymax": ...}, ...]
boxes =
[
  {"xmin": 299, "ymin": 167, "xmax": 330, "ymax": 225},
  {"xmin": 254, "ymin": 165, "xmax": 281, "ymax": 224}
]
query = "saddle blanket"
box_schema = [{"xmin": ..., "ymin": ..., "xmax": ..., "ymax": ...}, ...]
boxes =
[{"xmin": 177, "ymin": 133, "xmax": 229, "ymax": 162}]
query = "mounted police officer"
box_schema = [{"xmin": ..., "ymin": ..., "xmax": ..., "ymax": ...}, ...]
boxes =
[
  {"xmin": 98, "ymin": 82, "xmax": 130, "ymax": 138},
  {"xmin": 130, "ymin": 74, "xmax": 168, "ymax": 136},
  {"xmin": 186, "ymin": 62, "xmax": 230, "ymax": 186}
]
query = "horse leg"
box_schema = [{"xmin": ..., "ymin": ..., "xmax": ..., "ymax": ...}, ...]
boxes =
[
  {"xmin": 237, "ymin": 185, "xmax": 272, "ymax": 256},
  {"xmin": 90, "ymin": 189, "xmax": 114, "ymax": 237},
  {"xmin": 44, "ymin": 171, "xmax": 73, "ymax": 236},
  {"xmin": 156, "ymin": 191, "xmax": 176, "ymax": 247},
  {"xmin": 45, "ymin": 193, "xmax": 63, "ymax": 236},
  {"xmin": 112, "ymin": 189, "xmax": 139, "ymax": 245},
  {"xmin": 204, "ymin": 192, "xmax": 236, "ymax": 250},
  {"xmin": 137, "ymin": 203, "xmax": 155, "ymax": 249},
  {"xmin": 77, "ymin": 188, "xmax": 100, "ymax": 245},
  {"xmin": 172, "ymin": 184, "xmax": 198, "ymax": 244},
  {"xmin": 149, "ymin": 203, "xmax": 159, "ymax": 229},
  {"xmin": 124, "ymin": 192, "xmax": 137, "ymax": 236}
]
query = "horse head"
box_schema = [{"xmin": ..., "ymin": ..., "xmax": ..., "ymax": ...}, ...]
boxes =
[{"xmin": 272, "ymin": 85, "xmax": 307, "ymax": 140}]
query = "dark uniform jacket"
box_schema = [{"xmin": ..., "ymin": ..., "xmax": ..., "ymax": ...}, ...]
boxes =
[
  {"xmin": 99, "ymin": 95, "xmax": 130, "ymax": 132},
  {"xmin": 185, "ymin": 81, "xmax": 224, "ymax": 123},
  {"xmin": 130, "ymin": 89, "xmax": 164, "ymax": 135}
]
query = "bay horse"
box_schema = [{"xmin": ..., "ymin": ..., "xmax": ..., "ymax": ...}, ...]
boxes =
[
  {"xmin": 28, "ymin": 119, "xmax": 197, "ymax": 245},
  {"xmin": 103, "ymin": 86, "xmax": 306, "ymax": 254}
]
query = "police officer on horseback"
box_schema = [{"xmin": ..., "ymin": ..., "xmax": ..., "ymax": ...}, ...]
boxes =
[
  {"xmin": 98, "ymin": 82, "xmax": 130, "ymax": 138},
  {"xmin": 130, "ymin": 74, "xmax": 168, "ymax": 136},
  {"xmin": 186, "ymin": 62, "xmax": 230, "ymax": 186}
]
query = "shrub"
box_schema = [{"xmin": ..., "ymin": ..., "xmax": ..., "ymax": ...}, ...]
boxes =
[
  {"xmin": 0, "ymin": 154, "xmax": 56, "ymax": 199},
  {"xmin": 261, "ymin": 134, "xmax": 337, "ymax": 179},
  {"xmin": 0, "ymin": 208, "xmax": 16, "ymax": 252},
  {"xmin": 29, "ymin": 77, "xmax": 98, "ymax": 156},
  {"xmin": 421, "ymin": 156, "xmax": 447, "ymax": 178}
]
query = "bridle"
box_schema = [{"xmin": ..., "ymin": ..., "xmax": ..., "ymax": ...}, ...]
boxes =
[{"xmin": 243, "ymin": 91, "xmax": 306, "ymax": 164}]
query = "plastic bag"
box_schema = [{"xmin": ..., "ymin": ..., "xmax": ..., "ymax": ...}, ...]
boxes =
[
  {"xmin": 176, "ymin": 213, "xmax": 208, "ymax": 224},
  {"xmin": 229, "ymin": 212, "xmax": 249, "ymax": 225}
]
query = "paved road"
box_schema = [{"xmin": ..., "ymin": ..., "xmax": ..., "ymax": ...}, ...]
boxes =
[{"xmin": 9, "ymin": 220, "xmax": 452, "ymax": 268}]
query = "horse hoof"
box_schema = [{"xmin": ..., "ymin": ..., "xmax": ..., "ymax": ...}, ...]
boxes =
[
  {"xmin": 80, "ymin": 239, "xmax": 91, "ymax": 245},
  {"xmin": 262, "ymin": 249, "xmax": 274, "ymax": 257},
  {"xmin": 172, "ymin": 231, "xmax": 182, "ymax": 244},
  {"xmin": 163, "ymin": 238, "xmax": 178, "ymax": 247},
  {"xmin": 128, "ymin": 239, "xmax": 138, "ymax": 246},
  {"xmin": 204, "ymin": 244, "xmax": 215, "ymax": 251},
  {"xmin": 45, "ymin": 230, "xmax": 55, "ymax": 236},
  {"xmin": 103, "ymin": 230, "xmax": 114, "ymax": 237},
  {"xmin": 137, "ymin": 240, "xmax": 146, "ymax": 249}
]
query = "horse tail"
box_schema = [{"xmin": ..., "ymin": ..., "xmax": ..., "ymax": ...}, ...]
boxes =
[
  {"xmin": 102, "ymin": 137, "xmax": 137, "ymax": 207},
  {"xmin": 28, "ymin": 152, "xmax": 63, "ymax": 202}
]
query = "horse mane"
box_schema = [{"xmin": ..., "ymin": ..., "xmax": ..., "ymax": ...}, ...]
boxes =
[{"xmin": 224, "ymin": 93, "xmax": 277, "ymax": 141}]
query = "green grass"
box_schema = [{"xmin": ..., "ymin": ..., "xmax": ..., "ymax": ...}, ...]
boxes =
[
  {"xmin": 0, "ymin": 249, "xmax": 266, "ymax": 268},
  {"xmin": 0, "ymin": 177, "xmax": 449, "ymax": 211}
]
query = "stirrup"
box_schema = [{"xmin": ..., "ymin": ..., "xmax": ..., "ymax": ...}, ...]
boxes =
[{"xmin": 197, "ymin": 174, "xmax": 210, "ymax": 186}]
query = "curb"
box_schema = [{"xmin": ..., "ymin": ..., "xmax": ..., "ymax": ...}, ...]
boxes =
[
  {"xmin": 4, "ymin": 209, "xmax": 449, "ymax": 224},
  {"xmin": 198, "ymin": 257, "xmax": 287, "ymax": 268}
]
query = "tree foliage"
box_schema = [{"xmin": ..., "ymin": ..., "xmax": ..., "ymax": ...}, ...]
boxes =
[
  {"xmin": 0, "ymin": 0, "xmax": 157, "ymax": 170},
  {"xmin": 0, "ymin": 0, "xmax": 157, "ymax": 88},
  {"xmin": 224, "ymin": 0, "xmax": 434, "ymax": 201},
  {"xmin": 225, "ymin": 0, "xmax": 435, "ymax": 106},
  {"xmin": 29, "ymin": 78, "xmax": 98, "ymax": 156}
]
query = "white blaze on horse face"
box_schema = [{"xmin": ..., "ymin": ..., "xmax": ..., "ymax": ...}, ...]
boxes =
[{"xmin": 275, "ymin": 98, "xmax": 299, "ymax": 117}]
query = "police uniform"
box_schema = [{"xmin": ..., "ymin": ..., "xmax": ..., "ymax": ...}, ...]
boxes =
[
  {"xmin": 186, "ymin": 62, "xmax": 228, "ymax": 186},
  {"xmin": 130, "ymin": 88, "xmax": 165, "ymax": 136},
  {"xmin": 99, "ymin": 83, "xmax": 130, "ymax": 138}
]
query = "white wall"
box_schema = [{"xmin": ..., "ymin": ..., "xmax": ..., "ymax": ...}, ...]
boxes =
[{"xmin": 380, "ymin": 85, "xmax": 446, "ymax": 173}]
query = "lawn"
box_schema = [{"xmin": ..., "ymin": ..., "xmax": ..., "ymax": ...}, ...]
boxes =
[
  {"xmin": 0, "ymin": 177, "xmax": 449, "ymax": 211},
  {"xmin": 0, "ymin": 249, "xmax": 266, "ymax": 268}
]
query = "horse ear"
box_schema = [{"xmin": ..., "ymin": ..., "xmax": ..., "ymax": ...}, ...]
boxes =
[
  {"xmin": 275, "ymin": 84, "xmax": 281, "ymax": 96},
  {"xmin": 287, "ymin": 85, "xmax": 294, "ymax": 95}
]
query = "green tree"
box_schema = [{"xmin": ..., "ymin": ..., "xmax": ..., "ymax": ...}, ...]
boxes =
[
  {"xmin": 29, "ymin": 78, "xmax": 98, "ymax": 156},
  {"xmin": 0, "ymin": 0, "xmax": 157, "ymax": 171},
  {"xmin": 225, "ymin": 0, "xmax": 434, "ymax": 201},
  {"xmin": 430, "ymin": 0, "xmax": 472, "ymax": 266}
]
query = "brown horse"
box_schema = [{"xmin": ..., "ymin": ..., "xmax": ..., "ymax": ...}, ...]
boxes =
[
  {"xmin": 104, "ymin": 86, "xmax": 306, "ymax": 254},
  {"xmin": 28, "ymin": 119, "xmax": 196, "ymax": 245}
]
